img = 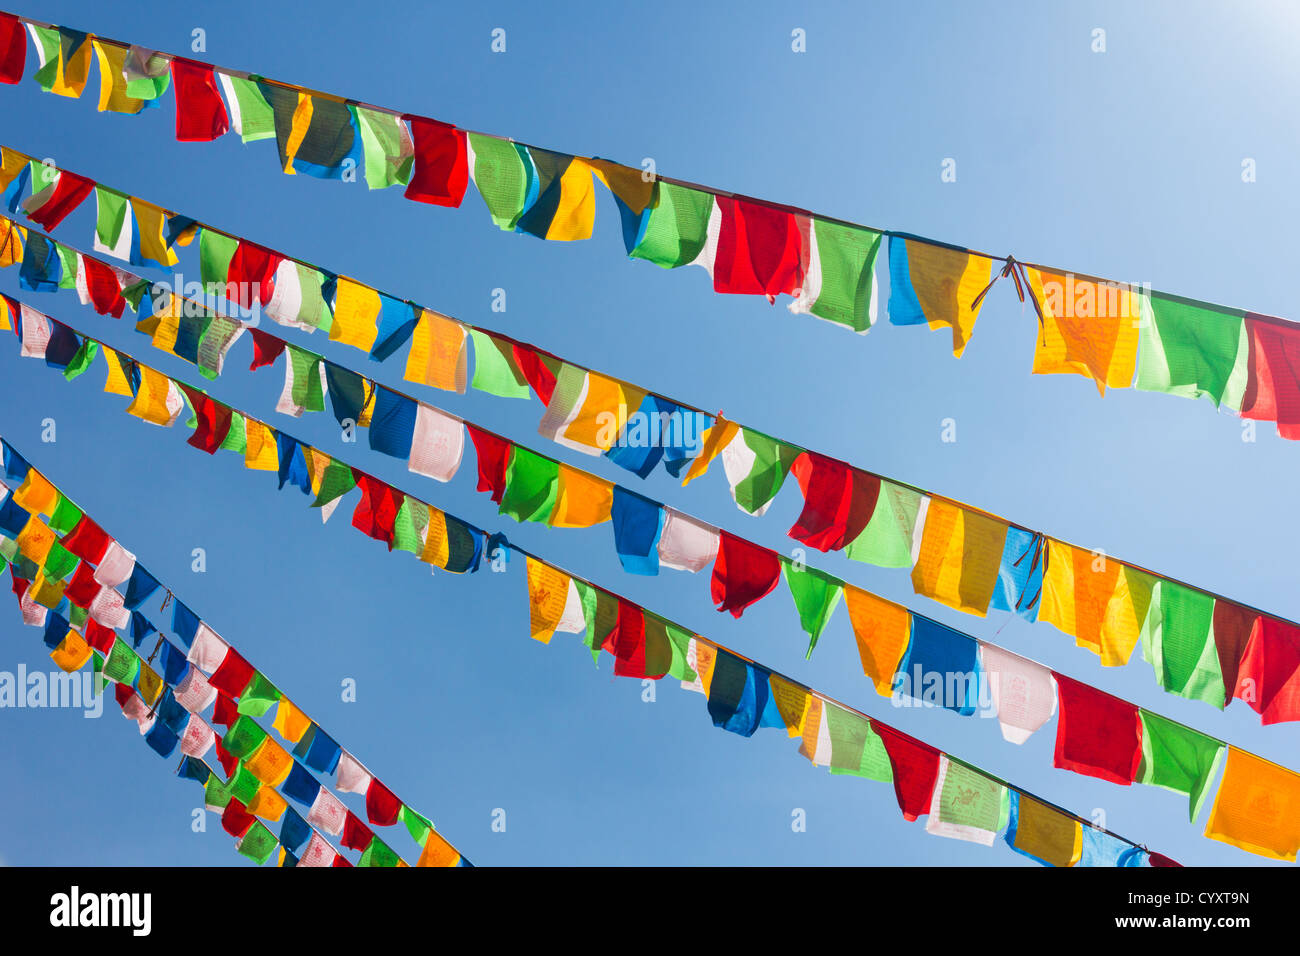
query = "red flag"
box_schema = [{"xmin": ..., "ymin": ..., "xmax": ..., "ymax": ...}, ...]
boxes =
[
  {"xmin": 226, "ymin": 240, "xmax": 281, "ymax": 307},
  {"xmin": 63, "ymin": 561, "xmax": 101, "ymax": 608},
  {"xmin": 221, "ymin": 798, "xmax": 256, "ymax": 838},
  {"xmin": 351, "ymin": 473, "xmax": 401, "ymax": 548},
  {"xmin": 81, "ymin": 255, "xmax": 126, "ymax": 317},
  {"xmin": 709, "ymin": 531, "xmax": 780, "ymax": 618},
  {"xmin": 341, "ymin": 811, "xmax": 373, "ymax": 851},
  {"xmin": 1212, "ymin": 600, "xmax": 1259, "ymax": 706},
  {"xmin": 213, "ymin": 734, "xmax": 238, "ymax": 776},
  {"xmin": 365, "ymin": 778, "xmax": 402, "ymax": 827},
  {"xmin": 0, "ymin": 13, "xmax": 26, "ymax": 85},
  {"xmin": 170, "ymin": 58, "xmax": 230, "ymax": 142},
  {"xmin": 1241, "ymin": 315, "xmax": 1300, "ymax": 439},
  {"xmin": 332, "ymin": 854, "xmax": 353, "ymax": 867},
  {"xmin": 467, "ymin": 425, "xmax": 510, "ymax": 504},
  {"xmin": 788, "ymin": 451, "xmax": 881, "ymax": 552},
  {"xmin": 63, "ymin": 516, "xmax": 111, "ymax": 563},
  {"xmin": 512, "ymin": 343, "xmax": 559, "ymax": 405},
  {"xmin": 1052, "ymin": 672, "xmax": 1142, "ymax": 784},
  {"xmin": 713, "ymin": 197, "xmax": 804, "ymax": 301},
  {"xmin": 209, "ymin": 647, "xmax": 256, "ymax": 698},
  {"xmin": 403, "ymin": 115, "xmax": 468, "ymax": 207},
  {"xmin": 84, "ymin": 619, "xmax": 116, "ymax": 655},
  {"xmin": 27, "ymin": 170, "xmax": 95, "ymax": 231},
  {"xmin": 212, "ymin": 692, "xmax": 239, "ymax": 729},
  {"xmin": 185, "ymin": 391, "xmax": 233, "ymax": 454},
  {"xmin": 611, "ymin": 599, "xmax": 648, "ymax": 677},
  {"xmin": 113, "ymin": 681, "xmax": 135, "ymax": 709},
  {"xmin": 1235, "ymin": 616, "xmax": 1300, "ymax": 725},
  {"xmin": 873, "ymin": 721, "xmax": 940, "ymax": 821},
  {"xmin": 248, "ymin": 327, "xmax": 286, "ymax": 370}
]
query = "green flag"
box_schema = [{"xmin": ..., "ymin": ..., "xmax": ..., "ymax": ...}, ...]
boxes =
[
  {"xmin": 220, "ymin": 74, "xmax": 276, "ymax": 143},
  {"xmin": 229, "ymin": 763, "xmax": 262, "ymax": 805},
  {"xmin": 103, "ymin": 640, "xmax": 140, "ymax": 685},
  {"xmin": 204, "ymin": 773, "xmax": 234, "ymax": 812},
  {"xmin": 629, "ymin": 182, "xmax": 714, "ymax": 268},
  {"xmin": 468, "ymin": 133, "xmax": 532, "ymax": 230},
  {"xmin": 199, "ymin": 228, "xmax": 240, "ymax": 295},
  {"xmin": 41, "ymin": 541, "xmax": 79, "ymax": 581},
  {"xmin": 575, "ymin": 580, "xmax": 618, "ymax": 664},
  {"xmin": 222, "ymin": 715, "xmax": 268, "ymax": 759},
  {"xmin": 400, "ymin": 805, "xmax": 432, "ymax": 846},
  {"xmin": 469, "ymin": 330, "xmax": 531, "ymax": 398},
  {"xmin": 354, "ymin": 106, "xmax": 413, "ymax": 189},
  {"xmin": 1137, "ymin": 710, "xmax": 1225, "ymax": 821},
  {"xmin": 927, "ymin": 757, "xmax": 1007, "ymax": 843},
  {"xmin": 825, "ymin": 704, "xmax": 893, "ymax": 782},
  {"xmin": 793, "ymin": 219, "xmax": 883, "ymax": 332},
  {"xmin": 92, "ymin": 186, "xmax": 132, "ymax": 260},
  {"xmin": 359, "ymin": 836, "xmax": 400, "ymax": 867},
  {"xmin": 845, "ymin": 481, "xmax": 922, "ymax": 568},
  {"xmin": 1136, "ymin": 292, "xmax": 1247, "ymax": 409},
  {"xmin": 286, "ymin": 345, "xmax": 326, "ymax": 412},
  {"xmin": 236, "ymin": 673, "xmax": 281, "ymax": 717},
  {"xmin": 63, "ymin": 339, "xmax": 99, "ymax": 381},
  {"xmin": 499, "ymin": 446, "xmax": 560, "ymax": 523},
  {"xmin": 782, "ymin": 560, "xmax": 843, "ymax": 656},
  {"xmin": 220, "ymin": 412, "xmax": 248, "ymax": 454},
  {"xmin": 312, "ymin": 458, "xmax": 357, "ymax": 512},
  {"xmin": 49, "ymin": 495, "xmax": 83, "ymax": 535},
  {"xmin": 1140, "ymin": 581, "xmax": 1225, "ymax": 707},
  {"xmin": 393, "ymin": 497, "xmax": 430, "ymax": 555},
  {"xmin": 723, "ymin": 428, "xmax": 799, "ymax": 515},
  {"xmin": 236, "ymin": 821, "xmax": 279, "ymax": 865}
]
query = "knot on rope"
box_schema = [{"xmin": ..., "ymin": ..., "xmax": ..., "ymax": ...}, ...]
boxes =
[{"xmin": 970, "ymin": 254, "xmax": 1045, "ymax": 324}]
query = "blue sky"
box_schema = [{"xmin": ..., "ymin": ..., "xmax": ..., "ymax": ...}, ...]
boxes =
[{"xmin": 1, "ymin": 0, "xmax": 1298, "ymax": 866}]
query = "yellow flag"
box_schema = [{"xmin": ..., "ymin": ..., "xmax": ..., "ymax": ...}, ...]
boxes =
[
  {"xmin": 272, "ymin": 698, "xmax": 312, "ymax": 744},
  {"xmin": 136, "ymin": 664, "xmax": 164, "ymax": 706},
  {"xmin": 843, "ymin": 585, "xmax": 911, "ymax": 696},
  {"xmin": 543, "ymin": 159, "xmax": 598, "ymax": 241},
  {"xmin": 550, "ymin": 465, "xmax": 613, "ymax": 528},
  {"xmin": 1039, "ymin": 539, "xmax": 1154, "ymax": 666},
  {"xmin": 244, "ymin": 421, "xmax": 280, "ymax": 471},
  {"xmin": 403, "ymin": 310, "xmax": 468, "ymax": 392},
  {"xmin": 17, "ymin": 515, "xmax": 56, "ymax": 565},
  {"xmin": 13, "ymin": 469, "xmax": 59, "ymax": 517},
  {"xmin": 1011, "ymin": 794, "xmax": 1082, "ymax": 867},
  {"xmin": 50, "ymin": 631, "xmax": 92, "ymax": 672},
  {"xmin": 247, "ymin": 785, "xmax": 288, "ymax": 822},
  {"xmin": 526, "ymin": 558, "xmax": 571, "ymax": 644},
  {"xmin": 330, "ymin": 277, "xmax": 380, "ymax": 352},
  {"xmin": 283, "ymin": 91, "xmax": 314, "ymax": 173},
  {"xmin": 1205, "ymin": 747, "xmax": 1300, "ymax": 862},
  {"xmin": 131, "ymin": 198, "xmax": 178, "ymax": 267},
  {"xmin": 126, "ymin": 365, "xmax": 180, "ymax": 426},
  {"xmin": 1026, "ymin": 267, "xmax": 1140, "ymax": 396},
  {"xmin": 29, "ymin": 569, "xmax": 66, "ymax": 609},
  {"xmin": 900, "ymin": 240, "xmax": 994, "ymax": 357},
  {"xmin": 416, "ymin": 828, "xmax": 460, "ymax": 867},
  {"xmin": 0, "ymin": 219, "xmax": 23, "ymax": 270},
  {"xmin": 770, "ymin": 674, "xmax": 811, "ymax": 737},
  {"xmin": 246, "ymin": 738, "xmax": 293, "ymax": 787},
  {"xmin": 910, "ymin": 499, "xmax": 1007, "ymax": 616},
  {"xmin": 91, "ymin": 40, "xmax": 147, "ymax": 113},
  {"xmin": 102, "ymin": 347, "xmax": 134, "ymax": 397}
]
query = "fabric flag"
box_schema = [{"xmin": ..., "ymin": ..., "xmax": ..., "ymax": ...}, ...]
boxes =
[
  {"xmin": 610, "ymin": 486, "xmax": 663, "ymax": 575},
  {"xmin": 1039, "ymin": 540, "xmax": 1156, "ymax": 667},
  {"xmin": 888, "ymin": 236, "xmax": 996, "ymax": 357},
  {"xmin": 26, "ymin": 25, "xmax": 92, "ymax": 99},
  {"xmin": 1136, "ymin": 710, "xmax": 1225, "ymax": 821},
  {"xmin": 130, "ymin": 198, "xmax": 178, "ymax": 269},
  {"xmin": 1211, "ymin": 600, "xmax": 1258, "ymax": 705},
  {"xmin": 469, "ymin": 329, "xmax": 530, "ymax": 398},
  {"xmin": 23, "ymin": 167, "xmax": 94, "ymax": 231},
  {"xmin": 125, "ymin": 365, "xmax": 186, "ymax": 427},
  {"xmin": 782, "ymin": 561, "xmax": 842, "ymax": 656},
  {"xmin": 989, "ymin": 526, "xmax": 1044, "ymax": 621},
  {"xmin": 603, "ymin": 393, "xmax": 669, "ymax": 477},
  {"xmin": 820, "ymin": 703, "xmax": 892, "ymax": 780},
  {"xmin": 76, "ymin": 254, "xmax": 127, "ymax": 318},
  {"xmin": 354, "ymin": 105, "xmax": 414, "ymax": 189},
  {"xmin": 843, "ymin": 585, "xmax": 911, "ymax": 696},
  {"xmin": 788, "ymin": 451, "xmax": 881, "ymax": 552},
  {"xmin": 408, "ymin": 403, "xmax": 463, "ymax": 482},
  {"xmin": 873, "ymin": 721, "xmax": 940, "ymax": 822},
  {"xmin": 1024, "ymin": 267, "xmax": 1141, "ymax": 394},
  {"xmin": 516, "ymin": 149, "xmax": 597, "ymax": 241},
  {"xmin": 1204, "ymin": 746, "xmax": 1300, "ymax": 862},
  {"xmin": 264, "ymin": 260, "xmax": 331, "ymax": 332},
  {"xmin": 538, "ymin": 364, "xmax": 645, "ymax": 455},
  {"xmin": 90, "ymin": 40, "xmax": 150, "ymax": 113},
  {"xmin": 366, "ymin": 779, "xmax": 403, "ymax": 826},
  {"xmin": 467, "ymin": 425, "xmax": 510, "ymax": 504},
  {"xmin": 1138, "ymin": 580, "xmax": 1225, "ymax": 707},
  {"xmin": 925, "ymin": 756, "xmax": 1007, "ymax": 845},
  {"xmin": 705, "ymin": 651, "xmax": 780, "ymax": 737},
  {"xmin": 788, "ymin": 218, "xmax": 883, "ymax": 332},
  {"xmin": 721, "ymin": 428, "xmax": 799, "ymax": 516},
  {"xmin": 351, "ymin": 473, "xmax": 402, "ymax": 548},
  {"xmin": 896, "ymin": 616, "xmax": 982, "ymax": 716},
  {"xmin": 226, "ymin": 239, "xmax": 281, "ymax": 307},
  {"xmin": 656, "ymin": 509, "xmax": 719, "ymax": 572},
  {"xmin": 122, "ymin": 47, "xmax": 171, "ymax": 101},
  {"xmin": 217, "ymin": 73, "xmax": 274, "ymax": 142},
  {"xmin": 525, "ymin": 558, "xmax": 585, "ymax": 644},
  {"xmin": 260, "ymin": 84, "xmax": 361, "ymax": 179},
  {"xmin": 0, "ymin": 13, "xmax": 24, "ymax": 84},
  {"xmin": 1052, "ymin": 672, "xmax": 1142, "ymax": 785},
  {"xmin": 710, "ymin": 532, "xmax": 780, "ymax": 618},
  {"xmin": 624, "ymin": 181, "xmax": 714, "ymax": 268},
  {"xmin": 466, "ymin": 132, "xmax": 533, "ymax": 231},
  {"xmin": 1240, "ymin": 314, "xmax": 1300, "ymax": 438},
  {"xmin": 979, "ymin": 644, "xmax": 1057, "ymax": 744},
  {"xmin": 1135, "ymin": 291, "xmax": 1248, "ymax": 409},
  {"xmin": 1233, "ymin": 615, "xmax": 1300, "ymax": 725},
  {"xmin": 679, "ymin": 414, "xmax": 738, "ymax": 487},
  {"xmin": 711, "ymin": 196, "xmax": 804, "ymax": 301},
  {"xmin": 499, "ymin": 446, "xmax": 559, "ymax": 524},
  {"xmin": 550, "ymin": 465, "xmax": 614, "ymax": 529},
  {"xmin": 403, "ymin": 115, "xmax": 468, "ymax": 207},
  {"xmin": 404, "ymin": 310, "xmax": 468, "ymax": 393},
  {"xmin": 91, "ymin": 187, "xmax": 132, "ymax": 262},
  {"xmin": 170, "ymin": 58, "xmax": 230, "ymax": 141},
  {"xmin": 1005, "ymin": 792, "xmax": 1082, "ymax": 867},
  {"xmin": 910, "ymin": 499, "xmax": 1008, "ymax": 616},
  {"xmin": 368, "ymin": 389, "xmax": 417, "ymax": 460},
  {"xmin": 306, "ymin": 787, "xmax": 346, "ymax": 836},
  {"xmin": 845, "ymin": 480, "xmax": 925, "ymax": 568},
  {"xmin": 371, "ymin": 293, "xmax": 418, "ymax": 362},
  {"xmin": 1080, "ymin": 828, "xmax": 1148, "ymax": 868}
]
